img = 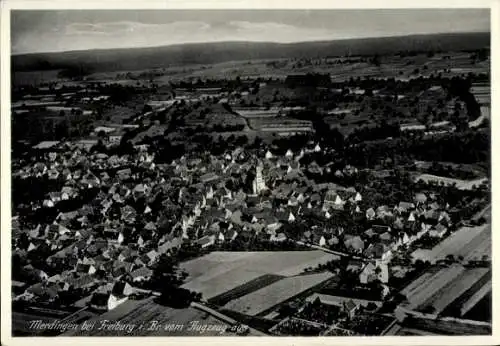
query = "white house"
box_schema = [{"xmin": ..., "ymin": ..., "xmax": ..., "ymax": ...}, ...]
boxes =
[
  {"xmin": 354, "ymin": 192, "xmax": 362, "ymax": 202},
  {"xmin": 319, "ymin": 236, "xmax": 326, "ymax": 247},
  {"xmin": 215, "ymin": 231, "xmax": 224, "ymax": 242}
]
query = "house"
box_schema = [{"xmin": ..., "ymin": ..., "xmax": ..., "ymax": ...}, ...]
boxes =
[
  {"xmin": 23, "ymin": 265, "xmax": 49, "ymax": 281},
  {"xmin": 218, "ymin": 232, "xmax": 225, "ymax": 242},
  {"xmin": 364, "ymin": 229, "xmax": 376, "ymax": 238},
  {"xmin": 376, "ymin": 205, "xmax": 393, "ymax": 219},
  {"xmin": 318, "ymin": 235, "xmax": 327, "ymax": 247},
  {"xmin": 322, "ymin": 190, "xmax": 344, "ymax": 212},
  {"xmin": 116, "ymin": 168, "xmax": 132, "ymax": 181},
  {"xmin": 144, "ymin": 250, "xmax": 159, "ymax": 265},
  {"xmin": 407, "ymin": 212, "xmax": 416, "ymax": 222},
  {"xmin": 25, "ymin": 283, "xmax": 59, "ymax": 302},
  {"xmin": 344, "ymin": 235, "xmax": 365, "ymax": 253},
  {"xmin": 366, "ymin": 208, "xmax": 376, "ymax": 220},
  {"xmin": 197, "ymin": 235, "xmax": 216, "ymax": 248},
  {"xmin": 223, "ymin": 228, "xmax": 238, "ymax": 241},
  {"xmin": 343, "ymin": 300, "xmax": 359, "ymax": 319},
  {"xmin": 108, "ymin": 130, "xmax": 125, "ymax": 144},
  {"xmin": 90, "ymin": 283, "xmax": 133, "ymax": 311},
  {"xmin": 47, "ymin": 169, "xmax": 60, "ymax": 180},
  {"xmin": 65, "ymin": 274, "xmax": 97, "ymax": 290},
  {"xmin": 353, "ymin": 192, "xmax": 362, "ymax": 203},
  {"xmin": 364, "ymin": 243, "xmax": 392, "ymax": 262},
  {"xmin": 270, "ymin": 232, "xmax": 287, "ymax": 242},
  {"xmin": 429, "ymin": 224, "xmax": 448, "ymax": 238},
  {"xmin": 346, "ymin": 260, "xmax": 364, "ymax": 273},
  {"xmin": 75, "ymin": 263, "xmax": 97, "ymax": 275},
  {"xmin": 129, "ymin": 267, "xmax": 153, "ymax": 282},
  {"xmin": 42, "ymin": 199, "xmax": 55, "ymax": 208},
  {"xmin": 158, "ymin": 236, "xmax": 183, "ymax": 254},
  {"xmin": 305, "ymin": 293, "xmax": 363, "ymax": 319},
  {"xmin": 359, "ymin": 262, "xmax": 389, "ymax": 284},
  {"xmin": 414, "ymin": 193, "xmax": 428, "ymax": 205},
  {"xmin": 372, "ymin": 225, "xmax": 391, "ymax": 235},
  {"xmin": 397, "ymin": 201, "xmax": 416, "ymax": 213}
]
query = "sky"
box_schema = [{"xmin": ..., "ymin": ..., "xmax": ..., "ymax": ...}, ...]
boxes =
[{"xmin": 11, "ymin": 9, "xmax": 490, "ymax": 55}]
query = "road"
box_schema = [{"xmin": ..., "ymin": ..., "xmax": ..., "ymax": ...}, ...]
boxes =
[
  {"xmin": 473, "ymin": 203, "xmax": 491, "ymax": 221},
  {"xmin": 294, "ymin": 240, "xmax": 365, "ymax": 261},
  {"xmin": 190, "ymin": 302, "xmax": 268, "ymax": 336}
]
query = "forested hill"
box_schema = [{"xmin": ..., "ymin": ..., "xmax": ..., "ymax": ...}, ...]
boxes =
[{"xmin": 12, "ymin": 32, "xmax": 489, "ymax": 74}]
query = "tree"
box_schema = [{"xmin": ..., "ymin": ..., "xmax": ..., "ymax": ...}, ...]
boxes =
[
  {"xmin": 157, "ymin": 287, "xmax": 201, "ymax": 308},
  {"xmin": 16, "ymin": 232, "xmax": 30, "ymax": 250}
]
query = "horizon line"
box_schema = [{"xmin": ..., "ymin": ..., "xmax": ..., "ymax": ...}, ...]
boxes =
[{"xmin": 11, "ymin": 30, "xmax": 490, "ymax": 56}]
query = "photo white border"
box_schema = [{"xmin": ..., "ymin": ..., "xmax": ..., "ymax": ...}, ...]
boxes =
[{"xmin": 1, "ymin": 1, "xmax": 498, "ymax": 345}]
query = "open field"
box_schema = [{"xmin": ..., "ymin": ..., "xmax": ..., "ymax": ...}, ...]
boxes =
[
  {"xmin": 400, "ymin": 264, "xmax": 491, "ymax": 316},
  {"xmin": 12, "ymin": 70, "xmax": 63, "ymax": 86},
  {"xmin": 415, "ymin": 173, "xmax": 488, "ymax": 190},
  {"xmin": 180, "ymin": 251, "xmax": 339, "ymax": 300},
  {"xmin": 416, "ymin": 267, "xmax": 490, "ymax": 314},
  {"xmin": 443, "ymin": 276, "xmax": 492, "ymax": 320},
  {"xmin": 100, "ymin": 106, "xmax": 138, "ymax": 125},
  {"xmin": 135, "ymin": 51, "xmax": 487, "ymax": 85},
  {"xmin": 413, "ymin": 160, "xmax": 488, "ymax": 178},
  {"xmin": 305, "ymin": 293, "xmax": 383, "ymax": 308},
  {"xmin": 400, "ymin": 316, "xmax": 491, "ymax": 335},
  {"xmin": 208, "ymin": 274, "xmax": 285, "ymax": 306},
  {"xmin": 462, "ymin": 292, "xmax": 491, "ymax": 322},
  {"xmin": 411, "ymin": 223, "xmax": 491, "ymax": 263},
  {"xmin": 14, "ymin": 33, "xmax": 490, "ymax": 89},
  {"xmin": 223, "ymin": 272, "xmax": 335, "ymax": 316},
  {"xmin": 401, "ymin": 264, "xmax": 464, "ymax": 310}
]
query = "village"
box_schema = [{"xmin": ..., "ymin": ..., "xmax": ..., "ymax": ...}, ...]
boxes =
[{"xmin": 10, "ymin": 45, "xmax": 491, "ymax": 336}]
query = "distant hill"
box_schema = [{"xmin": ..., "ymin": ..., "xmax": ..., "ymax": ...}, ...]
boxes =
[{"xmin": 12, "ymin": 32, "xmax": 489, "ymax": 74}]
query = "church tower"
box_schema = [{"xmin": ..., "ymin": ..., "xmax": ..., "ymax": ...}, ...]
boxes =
[{"xmin": 252, "ymin": 161, "xmax": 267, "ymax": 195}]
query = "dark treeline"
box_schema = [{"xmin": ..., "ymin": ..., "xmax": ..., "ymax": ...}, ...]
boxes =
[{"xmin": 342, "ymin": 130, "xmax": 489, "ymax": 168}]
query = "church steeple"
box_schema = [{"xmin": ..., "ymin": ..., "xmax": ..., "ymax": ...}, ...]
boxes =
[{"xmin": 252, "ymin": 161, "xmax": 267, "ymax": 195}]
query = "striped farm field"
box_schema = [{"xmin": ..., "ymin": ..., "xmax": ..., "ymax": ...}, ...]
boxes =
[
  {"xmin": 223, "ymin": 272, "xmax": 335, "ymax": 316},
  {"xmin": 401, "ymin": 264, "xmax": 465, "ymax": 310},
  {"xmin": 401, "ymin": 264, "xmax": 491, "ymax": 315},
  {"xmin": 416, "ymin": 267, "xmax": 490, "ymax": 314},
  {"xmin": 180, "ymin": 251, "xmax": 339, "ymax": 300},
  {"xmin": 411, "ymin": 224, "xmax": 491, "ymax": 263},
  {"xmin": 208, "ymin": 274, "xmax": 285, "ymax": 306}
]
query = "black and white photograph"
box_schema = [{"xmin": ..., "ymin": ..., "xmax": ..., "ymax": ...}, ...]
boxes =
[{"xmin": 1, "ymin": 2, "xmax": 495, "ymax": 342}]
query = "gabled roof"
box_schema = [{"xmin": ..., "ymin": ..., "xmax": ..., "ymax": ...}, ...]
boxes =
[
  {"xmin": 90, "ymin": 292, "xmax": 110, "ymax": 306},
  {"xmin": 130, "ymin": 267, "xmax": 153, "ymax": 279},
  {"xmin": 65, "ymin": 274, "xmax": 96, "ymax": 289},
  {"xmin": 364, "ymin": 243, "xmax": 389, "ymax": 259}
]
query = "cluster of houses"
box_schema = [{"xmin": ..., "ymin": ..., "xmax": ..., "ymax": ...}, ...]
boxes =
[{"xmin": 12, "ymin": 129, "xmax": 454, "ymax": 313}]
